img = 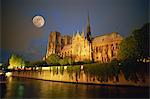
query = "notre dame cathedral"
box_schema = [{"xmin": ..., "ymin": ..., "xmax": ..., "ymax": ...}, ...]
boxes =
[{"xmin": 44, "ymin": 15, "xmax": 123, "ymax": 63}]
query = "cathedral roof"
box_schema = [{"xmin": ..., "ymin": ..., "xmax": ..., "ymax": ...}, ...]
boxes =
[
  {"xmin": 93, "ymin": 32, "xmax": 119, "ymax": 38},
  {"xmin": 92, "ymin": 32, "xmax": 123, "ymax": 44}
]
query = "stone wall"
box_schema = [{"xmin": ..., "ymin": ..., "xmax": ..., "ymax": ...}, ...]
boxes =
[
  {"xmin": 46, "ymin": 31, "xmax": 61, "ymax": 59},
  {"xmin": 92, "ymin": 32, "xmax": 123, "ymax": 62},
  {"xmin": 12, "ymin": 66, "xmax": 149, "ymax": 87}
]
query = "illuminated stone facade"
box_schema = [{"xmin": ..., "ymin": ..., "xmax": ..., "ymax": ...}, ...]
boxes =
[
  {"xmin": 45, "ymin": 16, "xmax": 123, "ymax": 62},
  {"xmin": 92, "ymin": 32, "xmax": 122, "ymax": 62},
  {"xmin": 46, "ymin": 31, "xmax": 61, "ymax": 58},
  {"xmin": 59, "ymin": 31, "xmax": 92, "ymax": 62}
]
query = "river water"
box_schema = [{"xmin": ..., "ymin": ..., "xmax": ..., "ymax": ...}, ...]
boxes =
[{"xmin": 0, "ymin": 77, "xmax": 149, "ymax": 98}]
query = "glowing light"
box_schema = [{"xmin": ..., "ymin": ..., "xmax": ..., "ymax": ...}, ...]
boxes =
[{"xmin": 6, "ymin": 72, "xmax": 12, "ymax": 77}]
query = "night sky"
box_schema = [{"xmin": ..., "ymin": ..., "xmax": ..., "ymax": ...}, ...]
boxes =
[{"xmin": 1, "ymin": 0, "xmax": 149, "ymax": 63}]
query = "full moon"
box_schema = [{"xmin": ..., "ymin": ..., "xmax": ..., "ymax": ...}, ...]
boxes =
[{"xmin": 32, "ymin": 15, "xmax": 45, "ymax": 28}]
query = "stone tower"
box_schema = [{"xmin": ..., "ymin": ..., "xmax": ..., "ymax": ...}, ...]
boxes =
[
  {"xmin": 61, "ymin": 35, "xmax": 72, "ymax": 46},
  {"xmin": 46, "ymin": 31, "xmax": 61, "ymax": 58}
]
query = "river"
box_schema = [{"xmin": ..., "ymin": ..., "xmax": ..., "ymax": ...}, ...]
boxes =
[{"xmin": 0, "ymin": 77, "xmax": 149, "ymax": 98}]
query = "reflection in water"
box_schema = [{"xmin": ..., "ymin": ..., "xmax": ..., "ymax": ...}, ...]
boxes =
[
  {"xmin": 0, "ymin": 83, "xmax": 7, "ymax": 98},
  {"xmin": 0, "ymin": 77, "xmax": 149, "ymax": 98}
]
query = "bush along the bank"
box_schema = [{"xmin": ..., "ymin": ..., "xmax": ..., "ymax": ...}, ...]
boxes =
[
  {"xmin": 66, "ymin": 66, "xmax": 74, "ymax": 79},
  {"xmin": 73, "ymin": 66, "xmax": 81, "ymax": 82},
  {"xmin": 120, "ymin": 58, "xmax": 148, "ymax": 83},
  {"xmin": 108, "ymin": 59, "xmax": 120, "ymax": 82},
  {"xmin": 83, "ymin": 59, "xmax": 120, "ymax": 83},
  {"xmin": 49, "ymin": 60, "xmax": 120, "ymax": 83},
  {"xmin": 59, "ymin": 66, "xmax": 64, "ymax": 75},
  {"xmin": 66, "ymin": 65, "xmax": 81, "ymax": 81},
  {"xmin": 52, "ymin": 66, "xmax": 58, "ymax": 75}
]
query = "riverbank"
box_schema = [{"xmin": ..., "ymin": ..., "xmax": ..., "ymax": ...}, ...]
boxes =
[
  {"xmin": 11, "ymin": 66, "xmax": 149, "ymax": 87},
  {"xmin": 11, "ymin": 76, "xmax": 149, "ymax": 88}
]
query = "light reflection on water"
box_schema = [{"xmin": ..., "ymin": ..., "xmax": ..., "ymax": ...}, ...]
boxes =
[{"xmin": 0, "ymin": 77, "xmax": 149, "ymax": 98}]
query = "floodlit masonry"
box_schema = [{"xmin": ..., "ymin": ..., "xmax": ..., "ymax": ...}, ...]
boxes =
[{"xmin": 43, "ymin": 15, "xmax": 123, "ymax": 63}]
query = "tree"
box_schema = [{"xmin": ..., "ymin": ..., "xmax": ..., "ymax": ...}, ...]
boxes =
[
  {"xmin": 109, "ymin": 59, "xmax": 120, "ymax": 82},
  {"xmin": 131, "ymin": 23, "xmax": 149, "ymax": 58},
  {"xmin": 119, "ymin": 23, "xmax": 149, "ymax": 61},
  {"xmin": 68, "ymin": 58, "xmax": 74, "ymax": 65},
  {"xmin": 24, "ymin": 61, "xmax": 30, "ymax": 67},
  {"xmin": 59, "ymin": 57, "xmax": 74, "ymax": 65},
  {"xmin": 83, "ymin": 59, "xmax": 93, "ymax": 64},
  {"xmin": 8, "ymin": 54, "xmax": 26, "ymax": 69},
  {"xmin": 118, "ymin": 23, "xmax": 149, "ymax": 82},
  {"xmin": 31, "ymin": 60, "xmax": 47, "ymax": 67},
  {"xmin": 46, "ymin": 54, "xmax": 60, "ymax": 65},
  {"xmin": 0, "ymin": 62, "xmax": 9, "ymax": 70},
  {"xmin": 59, "ymin": 58, "xmax": 68, "ymax": 66},
  {"xmin": 59, "ymin": 57, "xmax": 74, "ymax": 66},
  {"xmin": 119, "ymin": 36, "xmax": 138, "ymax": 60}
]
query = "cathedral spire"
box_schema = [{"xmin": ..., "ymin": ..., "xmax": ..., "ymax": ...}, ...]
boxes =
[
  {"xmin": 72, "ymin": 32, "xmax": 75, "ymax": 38},
  {"xmin": 87, "ymin": 13, "xmax": 90, "ymax": 30},
  {"xmin": 87, "ymin": 13, "xmax": 91, "ymax": 43},
  {"xmin": 81, "ymin": 28, "xmax": 84, "ymax": 38}
]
